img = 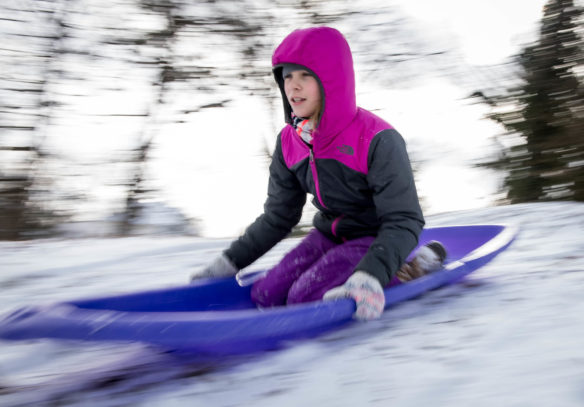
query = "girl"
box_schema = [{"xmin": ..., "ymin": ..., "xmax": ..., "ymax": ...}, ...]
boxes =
[{"xmin": 191, "ymin": 27, "xmax": 445, "ymax": 320}]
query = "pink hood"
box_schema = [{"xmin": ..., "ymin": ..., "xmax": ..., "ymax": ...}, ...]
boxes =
[{"xmin": 272, "ymin": 27, "xmax": 358, "ymax": 143}]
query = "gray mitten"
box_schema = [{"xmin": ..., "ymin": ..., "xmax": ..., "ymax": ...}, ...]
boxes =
[
  {"xmin": 323, "ymin": 271, "xmax": 385, "ymax": 321},
  {"xmin": 190, "ymin": 254, "xmax": 238, "ymax": 282}
]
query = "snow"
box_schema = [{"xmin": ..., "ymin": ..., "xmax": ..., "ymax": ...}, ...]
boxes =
[
  {"xmin": 1, "ymin": 202, "xmax": 584, "ymax": 407},
  {"xmin": 57, "ymin": 201, "xmax": 200, "ymax": 238}
]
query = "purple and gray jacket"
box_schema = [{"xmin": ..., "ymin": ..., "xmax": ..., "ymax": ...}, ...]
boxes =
[{"xmin": 224, "ymin": 27, "xmax": 424, "ymax": 286}]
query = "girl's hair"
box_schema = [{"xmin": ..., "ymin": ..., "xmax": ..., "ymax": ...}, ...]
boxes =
[
  {"xmin": 309, "ymin": 92, "xmax": 323, "ymax": 129},
  {"xmin": 309, "ymin": 105, "xmax": 321, "ymax": 126}
]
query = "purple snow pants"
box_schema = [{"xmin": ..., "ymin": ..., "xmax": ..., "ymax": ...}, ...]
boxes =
[{"xmin": 251, "ymin": 229, "xmax": 393, "ymax": 307}]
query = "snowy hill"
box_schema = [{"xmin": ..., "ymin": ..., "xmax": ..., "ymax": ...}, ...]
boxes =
[
  {"xmin": 56, "ymin": 201, "xmax": 200, "ymax": 239},
  {"xmin": 0, "ymin": 202, "xmax": 583, "ymax": 407}
]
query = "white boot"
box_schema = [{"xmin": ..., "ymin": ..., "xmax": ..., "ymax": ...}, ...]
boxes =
[{"xmin": 396, "ymin": 241, "xmax": 447, "ymax": 282}]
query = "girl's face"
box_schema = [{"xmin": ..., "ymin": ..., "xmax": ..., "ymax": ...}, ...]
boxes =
[{"xmin": 284, "ymin": 70, "xmax": 321, "ymax": 119}]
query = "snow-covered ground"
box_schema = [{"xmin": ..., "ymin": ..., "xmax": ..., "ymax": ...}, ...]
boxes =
[{"xmin": 0, "ymin": 202, "xmax": 583, "ymax": 407}]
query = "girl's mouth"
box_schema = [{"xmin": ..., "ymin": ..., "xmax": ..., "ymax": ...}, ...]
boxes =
[{"xmin": 290, "ymin": 97, "xmax": 306, "ymax": 105}]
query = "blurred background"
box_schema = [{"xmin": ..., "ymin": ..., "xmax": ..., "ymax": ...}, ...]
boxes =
[{"xmin": 1, "ymin": 0, "xmax": 582, "ymax": 240}]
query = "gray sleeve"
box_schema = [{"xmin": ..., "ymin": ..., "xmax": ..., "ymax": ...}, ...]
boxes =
[
  {"xmin": 355, "ymin": 129, "xmax": 425, "ymax": 286},
  {"xmin": 224, "ymin": 134, "xmax": 307, "ymax": 269}
]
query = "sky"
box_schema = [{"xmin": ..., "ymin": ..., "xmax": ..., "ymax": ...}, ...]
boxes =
[
  {"xmin": 399, "ymin": 0, "xmax": 547, "ymax": 65},
  {"xmin": 150, "ymin": 0, "xmax": 549, "ymax": 238}
]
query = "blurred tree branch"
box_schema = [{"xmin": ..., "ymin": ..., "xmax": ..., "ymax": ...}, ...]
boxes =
[{"xmin": 472, "ymin": 0, "xmax": 584, "ymax": 204}]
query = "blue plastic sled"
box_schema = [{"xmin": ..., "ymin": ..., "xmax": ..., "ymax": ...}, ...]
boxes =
[{"xmin": 0, "ymin": 224, "xmax": 517, "ymax": 354}]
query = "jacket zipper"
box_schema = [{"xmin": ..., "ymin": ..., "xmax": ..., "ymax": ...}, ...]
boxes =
[
  {"xmin": 309, "ymin": 145, "xmax": 346, "ymax": 241},
  {"xmin": 309, "ymin": 148, "xmax": 328, "ymax": 209}
]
